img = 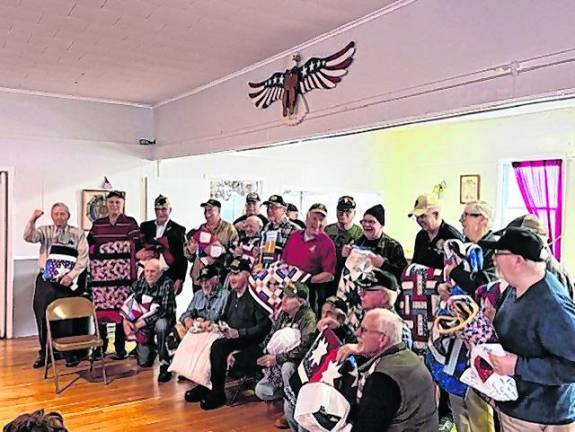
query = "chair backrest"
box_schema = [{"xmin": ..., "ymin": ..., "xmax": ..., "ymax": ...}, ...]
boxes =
[{"xmin": 46, "ymin": 297, "xmax": 96, "ymax": 322}]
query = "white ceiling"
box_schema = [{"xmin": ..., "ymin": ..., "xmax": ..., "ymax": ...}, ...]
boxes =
[{"xmin": 0, "ymin": 0, "xmax": 395, "ymax": 105}]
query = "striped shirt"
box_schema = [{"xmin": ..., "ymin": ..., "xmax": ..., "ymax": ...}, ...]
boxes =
[{"xmin": 23, "ymin": 222, "xmax": 88, "ymax": 280}]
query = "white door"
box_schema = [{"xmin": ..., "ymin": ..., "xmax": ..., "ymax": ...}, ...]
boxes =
[{"xmin": 0, "ymin": 171, "xmax": 8, "ymax": 338}]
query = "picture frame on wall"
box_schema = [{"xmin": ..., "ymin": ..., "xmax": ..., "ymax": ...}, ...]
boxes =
[
  {"xmin": 460, "ymin": 175, "xmax": 481, "ymax": 204},
  {"xmin": 81, "ymin": 189, "xmax": 110, "ymax": 230}
]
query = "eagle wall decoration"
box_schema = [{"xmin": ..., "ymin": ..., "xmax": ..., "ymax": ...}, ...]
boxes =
[{"xmin": 248, "ymin": 41, "xmax": 356, "ymax": 125}]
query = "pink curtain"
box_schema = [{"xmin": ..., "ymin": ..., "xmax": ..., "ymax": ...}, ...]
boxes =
[{"xmin": 512, "ymin": 159, "xmax": 563, "ymax": 259}]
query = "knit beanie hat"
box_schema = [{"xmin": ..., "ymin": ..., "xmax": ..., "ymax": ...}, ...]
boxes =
[{"xmin": 364, "ymin": 204, "xmax": 385, "ymax": 226}]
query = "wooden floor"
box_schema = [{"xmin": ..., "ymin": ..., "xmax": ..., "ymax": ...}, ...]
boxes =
[{"xmin": 0, "ymin": 337, "xmax": 276, "ymax": 431}]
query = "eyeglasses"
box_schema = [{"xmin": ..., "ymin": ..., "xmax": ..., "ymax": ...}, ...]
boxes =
[
  {"xmin": 337, "ymin": 209, "xmax": 353, "ymax": 215},
  {"xmin": 358, "ymin": 325, "xmax": 386, "ymax": 335},
  {"xmin": 360, "ymin": 219, "xmax": 377, "ymax": 225},
  {"xmin": 460, "ymin": 212, "xmax": 483, "ymax": 220}
]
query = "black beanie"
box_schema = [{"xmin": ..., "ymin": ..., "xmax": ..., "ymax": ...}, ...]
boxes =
[{"xmin": 364, "ymin": 204, "xmax": 385, "ymax": 226}]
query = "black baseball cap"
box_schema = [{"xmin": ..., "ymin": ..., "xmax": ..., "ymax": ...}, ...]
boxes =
[
  {"xmin": 198, "ymin": 266, "xmax": 220, "ymax": 280},
  {"xmin": 324, "ymin": 296, "xmax": 348, "ymax": 317},
  {"xmin": 309, "ymin": 203, "xmax": 328, "ymax": 216},
  {"xmin": 337, "ymin": 196, "xmax": 356, "ymax": 211},
  {"xmin": 229, "ymin": 258, "xmax": 251, "ymax": 274},
  {"xmin": 356, "ymin": 269, "xmax": 399, "ymax": 292},
  {"xmin": 478, "ymin": 227, "xmax": 547, "ymax": 262},
  {"xmin": 200, "ymin": 198, "xmax": 221, "ymax": 208},
  {"xmin": 287, "ymin": 203, "xmax": 298, "ymax": 212},
  {"xmin": 106, "ymin": 190, "xmax": 125, "ymax": 200},
  {"xmin": 246, "ymin": 192, "xmax": 260, "ymax": 203},
  {"xmin": 494, "ymin": 214, "xmax": 547, "ymax": 237},
  {"xmin": 264, "ymin": 195, "xmax": 287, "ymax": 207}
]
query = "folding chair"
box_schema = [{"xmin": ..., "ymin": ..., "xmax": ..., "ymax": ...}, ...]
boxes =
[{"xmin": 44, "ymin": 297, "xmax": 108, "ymax": 394}]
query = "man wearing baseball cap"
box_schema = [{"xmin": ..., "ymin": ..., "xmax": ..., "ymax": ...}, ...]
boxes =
[
  {"xmin": 259, "ymin": 195, "xmax": 300, "ymax": 267},
  {"xmin": 255, "ymin": 282, "xmax": 317, "ymax": 428},
  {"xmin": 184, "ymin": 198, "xmax": 238, "ymax": 290},
  {"xmin": 186, "ymin": 258, "xmax": 272, "ymax": 410},
  {"xmin": 286, "ymin": 203, "xmax": 306, "ymax": 229},
  {"xmin": 479, "ymin": 227, "xmax": 575, "ymax": 430},
  {"xmin": 409, "ymin": 194, "xmax": 463, "ymax": 269},
  {"xmin": 282, "ymin": 203, "xmax": 337, "ymax": 313},
  {"xmin": 233, "ymin": 192, "xmax": 268, "ymax": 233},
  {"xmin": 325, "ymin": 196, "xmax": 363, "ymax": 275}
]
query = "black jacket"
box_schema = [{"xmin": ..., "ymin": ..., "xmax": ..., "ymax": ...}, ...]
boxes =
[{"xmin": 139, "ymin": 219, "xmax": 188, "ymax": 283}]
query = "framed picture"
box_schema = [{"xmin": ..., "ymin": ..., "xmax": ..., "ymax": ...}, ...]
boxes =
[
  {"xmin": 460, "ymin": 175, "xmax": 480, "ymax": 204},
  {"xmin": 81, "ymin": 189, "xmax": 109, "ymax": 230}
]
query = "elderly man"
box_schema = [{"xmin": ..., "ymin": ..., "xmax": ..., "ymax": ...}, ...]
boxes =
[
  {"xmin": 24, "ymin": 203, "xmax": 89, "ymax": 369},
  {"xmin": 184, "ymin": 258, "xmax": 272, "ymax": 409},
  {"xmin": 137, "ymin": 195, "xmax": 187, "ymax": 294},
  {"xmin": 184, "ymin": 198, "xmax": 238, "ymax": 291},
  {"xmin": 439, "ymin": 200, "xmax": 498, "ymax": 299},
  {"xmin": 124, "ymin": 258, "xmax": 176, "ymax": 382},
  {"xmin": 339, "ymin": 309, "xmax": 438, "ymax": 432},
  {"xmin": 409, "ymin": 194, "xmax": 463, "ymax": 269},
  {"xmin": 282, "ymin": 203, "xmax": 337, "ymax": 313},
  {"xmin": 233, "ymin": 192, "xmax": 268, "ymax": 233},
  {"xmin": 343, "ymin": 204, "xmax": 407, "ymax": 285},
  {"xmin": 325, "ymin": 196, "xmax": 363, "ymax": 276},
  {"xmin": 478, "ymin": 227, "xmax": 575, "ymax": 431},
  {"xmin": 286, "ymin": 203, "xmax": 306, "ymax": 229},
  {"xmin": 180, "ymin": 265, "xmax": 229, "ymax": 327},
  {"xmin": 255, "ymin": 283, "xmax": 317, "ymax": 428},
  {"xmin": 259, "ymin": 195, "xmax": 300, "ymax": 266}
]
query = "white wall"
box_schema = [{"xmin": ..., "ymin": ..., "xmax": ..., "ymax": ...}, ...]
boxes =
[
  {"xmin": 1, "ymin": 91, "xmax": 155, "ymax": 257},
  {"xmin": 151, "ymin": 103, "xmax": 575, "ymax": 275},
  {"xmin": 153, "ymin": 0, "xmax": 575, "ymax": 159}
]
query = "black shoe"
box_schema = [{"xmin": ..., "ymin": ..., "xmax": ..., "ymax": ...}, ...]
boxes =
[
  {"xmin": 177, "ymin": 375, "xmax": 190, "ymax": 382},
  {"xmin": 66, "ymin": 355, "xmax": 81, "ymax": 368},
  {"xmin": 200, "ymin": 391, "xmax": 226, "ymax": 410},
  {"xmin": 157, "ymin": 364, "xmax": 172, "ymax": 383},
  {"xmin": 33, "ymin": 356, "xmax": 46, "ymax": 369},
  {"xmin": 111, "ymin": 351, "xmax": 127, "ymax": 361},
  {"xmin": 185, "ymin": 385, "xmax": 209, "ymax": 403}
]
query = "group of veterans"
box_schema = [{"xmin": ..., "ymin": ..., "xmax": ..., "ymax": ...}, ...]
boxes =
[{"xmin": 24, "ymin": 189, "xmax": 575, "ymax": 432}]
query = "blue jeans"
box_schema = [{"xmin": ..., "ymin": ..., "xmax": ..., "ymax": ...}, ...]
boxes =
[
  {"xmin": 255, "ymin": 361, "xmax": 297, "ymax": 401},
  {"xmin": 136, "ymin": 318, "xmax": 171, "ymax": 366}
]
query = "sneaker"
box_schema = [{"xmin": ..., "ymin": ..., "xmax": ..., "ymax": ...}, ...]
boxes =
[
  {"xmin": 200, "ymin": 391, "xmax": 226, "ymax": 410},
  {"xmin": 185, "ymin": 385, "xmax": 209, "ymax": 403},
  {"xmin": 157, "ymin": 364, "xmax": 172, "ymax": 383}
]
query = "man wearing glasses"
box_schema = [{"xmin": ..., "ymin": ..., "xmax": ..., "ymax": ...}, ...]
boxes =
[
  {"xmin": 137, "ymin": 195, "xmax": 187, "ymax": 295},
  {"xmin": 338, "ymin": 309, "xmax": 438, "ymax": 431},
  {"xmin": 408, "ymin": 194, "xmax": 463, "ymax": 269},
  {"xmin": 479, "ymin": 227, "xmax": 575, "ymax": 431},
  {"xmin": 438, "ymin": 200, "xmax": 498, "ymax": 299}
]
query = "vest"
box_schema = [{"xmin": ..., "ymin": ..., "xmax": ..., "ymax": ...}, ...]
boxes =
[{"xmin": 362, "ymin": 344, "xmax": 438, "ymax": 432}]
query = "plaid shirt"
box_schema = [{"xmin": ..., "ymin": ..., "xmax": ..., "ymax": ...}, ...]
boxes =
[
  {"xmin": 130, "ymin": 275, "xmax": 176, "ymax": 326},
  {"xmin": 260, "ymin": 217, "xmax": 300, "ymax": 264}
]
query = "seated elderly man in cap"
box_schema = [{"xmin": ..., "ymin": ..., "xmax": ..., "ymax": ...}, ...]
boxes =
[
  {"xmin": 184, "ymin": 258, "xmax": 272, "ymax": 409},
  {"xmin": 282, "ymin": 203, "xmax": 337, "ymax": 313},
  {"xmin": 184, "ymin": 198, "xmax": 238, "ymax": 291},
  {"xmin": 409, "ymin": 193, "xmax": 463, "ymax": 269},
  {"xmin": 338, "ymin": 309, "xmax": 438, "ymax": 432},
  {"xmin": 478, "ymin": 227, "xmax": 575, "ymax": 431},
  {"xmin": 233, "ymin": 192, "xmax": 268, "ymax": 234},
  {"xmin": 123, "ymin": 258, "xmax": 176, "ymax": 382},
  {"xmin": 180, "ymin": 266, "xmax": 229, "ymax": 329},
  {"xmin": 259, "ymin": 195, "xmax": 300, "ymax": 267},
  {"xmin": 255, "ymin": 282, "xmax": 317, "ymax": 428},
  {"xmin": 137, "ymin": 194, "xmax": 187, "ymax": 294}
]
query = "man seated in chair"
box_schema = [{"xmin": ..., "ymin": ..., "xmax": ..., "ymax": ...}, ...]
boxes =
[
  {"xmin": 184, "ymin": 258, "xmax": 272, "ymax": 410},
  {"xmin": 255, "ymin": 282, "xmax": 317, "ymax": 429},
  {"xmin": 123, "ymin": 258, "xmax": 176, "ymax": 383}
]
